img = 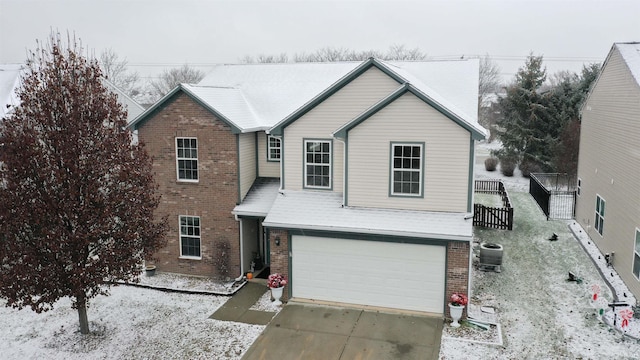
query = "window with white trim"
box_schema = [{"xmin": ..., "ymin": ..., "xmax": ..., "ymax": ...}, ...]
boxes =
[
  {"xmin": 391, "ymin": 143, "xmax": 423, "ymax": 196},
  {"xmin": 633, "ymin": 229, "xmax": 640, "ymax": 279},
  {"xmin": 268, "ymin": 135, "xmax": 281, "ymax": 161},
  {"xmin": 176, "ymin": 138, "xmax": 198, "ymax": 181},
  {"xmin": 304, "ymin": 140, "xmax": 331, "ymax": 189},
  {"xmin": 595, "ymin": 195, "xmax": 605, "ymax": 235},
  {"xmin": 179, "ymin": 215, "xmax": 201, "ymax": 258}
]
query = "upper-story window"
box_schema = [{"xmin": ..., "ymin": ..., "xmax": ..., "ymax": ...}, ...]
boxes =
[
  {"xmin": 304, "ymin": 139, "xmax": 331, "ymax": 189},
  {"xmin": 268, "ymin": 135, "xmax": 281, "ymax": 161},
  {"xmin": 390, "ymin": 143, "xmax": 424, "ymax": 197},
  {"xmin": 176, "ymin": 137, "xmax": 198, "ymax": 181},
  {"xmin": 595, "ymin": 195, "xmax": 605, "ymax": 235}
]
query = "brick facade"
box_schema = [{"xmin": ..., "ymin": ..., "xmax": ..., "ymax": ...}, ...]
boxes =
[
  {"xmin": 445, "ymin": 241, "xmax": 470, "ymax": 319},
  {"xmin": 139, "ymin": 92, "xmax": 241, "ymax": 278},
  {"xmin": 268, "ymin": 229, "xmax": 289, "ymax": 301}
]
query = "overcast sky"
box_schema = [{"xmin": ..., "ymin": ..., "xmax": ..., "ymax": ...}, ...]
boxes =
[{"xmin": 1, "ymin": 0, "xmax": 639, "ymax": 83}]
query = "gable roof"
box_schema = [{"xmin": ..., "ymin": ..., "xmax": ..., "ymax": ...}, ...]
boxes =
[
  {"xmin": 580, "ymin": 42, "xmax": 640, "ymax": 114},
  {"xmin": 269, "ymin": 58, "xmax": 484, "ymax": 138},
  {"xmin": 129, "ymin": 58, "xmax": 484, "ymax": 138},
  {"xmin": 616, "ymin": 42, "xmax": 640, "ymax": 86},
  {"xmin": 333, "ymin": 82, "xmax": 486, "ymax": 140}
]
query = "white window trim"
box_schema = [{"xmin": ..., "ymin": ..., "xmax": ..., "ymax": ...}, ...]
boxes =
[
  {"xmin": 179, "ymin": 215, "xmax": 202, "ymax": 260},
  {"xmin": 390, "ymin": 142, "xmax": 424, "ymax": 197},
  {"xmin": 633, "ymin": 228, "xmax": 640, "ymax": 280},
  {"xmin": 303, "ymin": 139, "xmax": 332, "ymax": 189},
  {"xmin": 176, "ymin": 137, "xmax": 199, "ymax": 183},
  {"xmin": 267, "ymin": 135, "xmax": 281, "ymax": 162},
  {"xmin": 595, "ymin": 194, "xmax": 605, "ymax": 236}
]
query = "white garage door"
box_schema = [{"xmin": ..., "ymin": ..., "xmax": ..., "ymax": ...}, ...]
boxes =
[{"xmin": 291, "ymin": 235, "xmax": 446, "ymax": 314}]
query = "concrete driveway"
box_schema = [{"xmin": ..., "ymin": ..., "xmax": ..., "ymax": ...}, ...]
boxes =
[{"xmin": 242, "ymin": 303, "xmax": 443, "ymax": 360}]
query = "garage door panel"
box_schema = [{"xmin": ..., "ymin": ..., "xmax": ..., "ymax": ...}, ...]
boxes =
[{"xmin": 292, "ymin": 235, "xmax": 446, "ymax": 313}]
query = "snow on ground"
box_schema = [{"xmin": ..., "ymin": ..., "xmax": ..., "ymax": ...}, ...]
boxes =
[
  {"xmin": 475, "ymin": 140, "xmax": 529, "ymax": 193},
  {"xmin": 0, "ymin": 285, "xmax": 264, "ymax": 359},
  {"xmin": 440, "ymin": 187, "xmax": 640, "ymax": 358},
  {"xmin": 134, "ymin": 270, "xmax": 243, "ymax": 295}
]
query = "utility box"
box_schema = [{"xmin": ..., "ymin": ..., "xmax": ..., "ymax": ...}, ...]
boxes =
[{"xmin": 479, "ymin": 243, "xmax": 503, "ymax": 272}]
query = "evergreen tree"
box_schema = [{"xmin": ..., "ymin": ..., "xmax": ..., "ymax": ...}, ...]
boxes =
[
  {"xmin": 496, "ymin": 54, "xmax": 550, "ymax": 170},
  {"xmin": 0, "ymin": 32, "xmax": 167, "ymax": 334}
]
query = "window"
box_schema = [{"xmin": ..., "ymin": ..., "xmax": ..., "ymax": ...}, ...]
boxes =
[
  {"xmin": 577, "ymin": 178, "xmax": 581, "ymax": 196},
  {"xmin": 634, "ymin": 229, "xmax": 640, "ymax": 279},
  {"xmin": 595, "ymin": 195, "xmax": 605, "ymax": 235},
  {"xmin": 304, "ymin": 140, "xmax": 331, "ymax": 189},
  {"xmin": 268, "ymin": 135, "xmax": 281, "ymax": 161},
  {"xmin": 176, "ymin": 138, "xmax": 198, "ymax": 181},
  {"xmin": 391, "ymin": 143, "xmax": 424, "ymax": 196},
  {"xmin": 179, "ymin": 216, "xmax": 201, "ymax": 258}
]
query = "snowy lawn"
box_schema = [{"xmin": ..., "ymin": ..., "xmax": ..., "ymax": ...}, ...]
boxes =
[
  {"xmin": 0, "ymin": 285, "xmax": 264, "ymax": 359},
  {"xmin": 440, "ymin": 192, "xmax": 640, "ymax": 359}
]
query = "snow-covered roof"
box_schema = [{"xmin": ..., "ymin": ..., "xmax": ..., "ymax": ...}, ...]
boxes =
[
  {"xmin": 103, "ymin": 79, "xmax": 145, "ymax": 124},
  {"xmin": 198, "ymin": 62, "xmax": 360, "ymax": 129},
  {"xmin": 0, "ymin": 64, "xmax": 24, "ymax": 118},
  {"xmin": 386, "ymin": 59, "xmax": 480, "ymax": 123},
  {"xmin": 616, "ymin": 42, "xmax": 640, "ymax": 86},
  {"xmin": 262, "ymin": 190, "xmax": 473, "ymax": 241},
  {"xmin": 232, "ymin": 178, "xmax": 280, "ymax": 217},
  {"xmin": 131, "ymin": 59, "xmax": 483, "ymax": 136}
]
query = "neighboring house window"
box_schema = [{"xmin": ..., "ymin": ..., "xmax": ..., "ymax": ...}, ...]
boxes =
[
  {"xmin": 179, "ymin": 215, "xmax": 201, "ymax": 258},
  {"xmin": 390, "ymin": 143, "xmax": 424, "ymax": 196},
  {"xmin": 634, "ymin": 229, "xmax": 640, "ymax": 279},
  {"xmin": 577, "ymin": 178, "xmax": 581, "ymax": 196},
  {"xmin": 304, "ymin": 139, "xmax": 331, "ymax": 189},
  {"xmin": 176, "ymin": 137, "xmax": 198, "ymax": 181},
  {"xmin": 268, "ymin": 135, "xmax": 281, "ymax": 161},
  {"xmin": 594, "ymin": 195, "xmax": 605, "ymax": 235}
]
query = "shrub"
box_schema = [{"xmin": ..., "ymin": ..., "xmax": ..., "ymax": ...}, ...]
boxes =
[
  {"xmin": 484, "ymin": 157, "xmax": 498, "ymax": 171},
  {"xmin": 519, "ymin": 159, "xmax": 544, "ymax": 178},
  {"xmin": 500, "ymin": 158, "xmax": 516, "ymax": 177}
]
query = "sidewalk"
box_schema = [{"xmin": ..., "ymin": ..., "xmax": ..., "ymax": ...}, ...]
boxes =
[{"xmin": 210, "ymin": 281, "xmax": 277, "ymax": 325}]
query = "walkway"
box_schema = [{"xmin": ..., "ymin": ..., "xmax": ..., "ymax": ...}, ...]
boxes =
[{"xmin": 209, "ymin": 281, "xmax": 276, "ymax": 325}]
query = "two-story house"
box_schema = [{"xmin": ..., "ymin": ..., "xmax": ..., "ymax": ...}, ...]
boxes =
[
  {"xmin": 575, "ymin": 42, "xmax": 640, "ymax": 301},
  {"xmin": 130, "ymin": 58, "xmax": 486, "ymax": 316}
]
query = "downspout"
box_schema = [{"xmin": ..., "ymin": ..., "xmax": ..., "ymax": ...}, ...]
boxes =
[{"xmin": 335, "ymin": 137, "xmax": 346, "ymax": 205}]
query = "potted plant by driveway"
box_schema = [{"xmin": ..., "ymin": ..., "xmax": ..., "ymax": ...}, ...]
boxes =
[
  {"xmin": 267, "ymin": 273, "xmax": 287, "ymax": 306},
  {"xmin": 449, "ymin": 292, "xmax": 468, "ymax": 327}
]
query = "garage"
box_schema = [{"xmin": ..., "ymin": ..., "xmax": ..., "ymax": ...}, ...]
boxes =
[{"xmin": 291, "ymin": 235, "xmax": 446, "ymax": 314}]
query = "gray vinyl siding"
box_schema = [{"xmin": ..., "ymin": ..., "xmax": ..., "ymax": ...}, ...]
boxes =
[
  {"xmin": 575, "ymin": 46, "xmax": 640, "ymax": 299},
  {"xmin": 257, "ymin": 131, "xmax": 280, "ymax": 178},
  {"xmin": 283, "ymin": 67, "xmax": 400, "ymax": 191},
  {"xmin": 348, "ymin": 93, "xmax": 469, "ymax": 212},
  {"xmin": 238, "ymin": 133, "xmax": 257, "ymax": 200}
]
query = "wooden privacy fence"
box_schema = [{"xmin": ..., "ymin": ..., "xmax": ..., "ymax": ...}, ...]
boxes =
[{"xmin": 474, "ymin": 179, "xmax": 514, "ymax": 230}]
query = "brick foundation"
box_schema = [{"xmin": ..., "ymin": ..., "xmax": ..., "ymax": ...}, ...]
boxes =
[
  {"xmin": 445, "ymin": 241, "xmax": 471, "ymax": 319},
  {"xmin": 268, "ymin": 229, "xmax": 290, "ymax": 301}
]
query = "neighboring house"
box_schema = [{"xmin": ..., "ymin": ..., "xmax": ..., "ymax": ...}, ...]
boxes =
[
  {"xmin": 575, "ymin": 42, "xmax": 640, "ymax": 301},
  {"xmin": 0, "ymin": 64, "xmax": 24, "ymax": 118},
  {"xmin": 0, "ymin": 64, "xmax": 144, "ymax": 124},
  {"xmin": 130, "ymin": 58, "xmax": 486, "ymax": 316}
]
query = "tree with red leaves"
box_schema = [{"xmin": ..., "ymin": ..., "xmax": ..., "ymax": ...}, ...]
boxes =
[{"xmin": 0, "ymin": 33, "xmax": 167, "ymax": 334}]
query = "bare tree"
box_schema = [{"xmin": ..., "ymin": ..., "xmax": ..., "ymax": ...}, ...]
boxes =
[
  {"xmin": 149, "ymin": 64, "xmax": 205, "ymax": 99},
  {"xmin": 241, "ymin": 53, "xmax": 289, "ymax": 63},
  {"xmin": 384, "ymin": 44, "xmax": 426, "ymax": 61},
  {"xmin": 243, "ymin": 45, "xmax": 427, "ymax": 63},
  {"xmin": 100, "ymin": 48, "xmax": 141, "ymax": 97},
  {"xmin": 478, "ymin": 55, "xmax": 502, "ymax": 141}
]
